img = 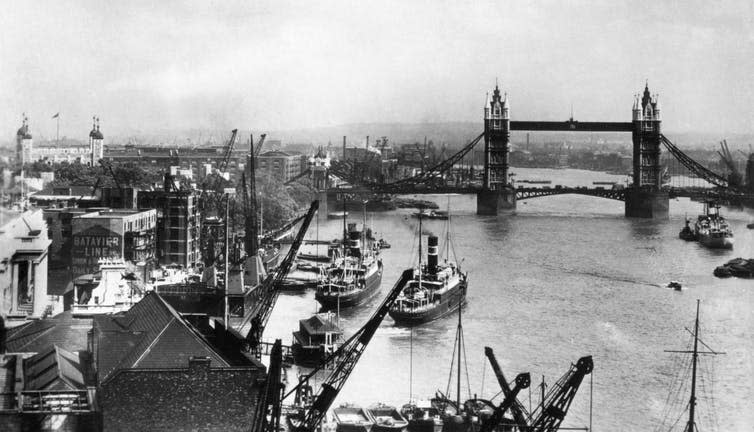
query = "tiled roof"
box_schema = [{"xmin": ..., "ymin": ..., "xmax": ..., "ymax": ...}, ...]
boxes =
[{"xmin": 94, "ymin": 292, "xmax": 257, "ymax": 384}]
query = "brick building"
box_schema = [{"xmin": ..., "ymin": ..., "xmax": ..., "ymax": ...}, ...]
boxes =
[
  {"xmin": 137, "ymin": 190, "xmax": 201, "ymax": 268},
  {"xmin": 91, "ymin": 292, "xmax": 266, "ymax": 431},
  {"xmin": 256, "ymin": 150, "xmax": 305, "ymax": 182},
  {"xmin": 70, "ymin": 209, "xmax": 157, "ymax": 278}
]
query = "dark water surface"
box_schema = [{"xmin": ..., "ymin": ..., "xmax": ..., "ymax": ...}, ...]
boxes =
[{"xmin": 265, "ymin": 168, "xmax": 753, "ymax": 431}]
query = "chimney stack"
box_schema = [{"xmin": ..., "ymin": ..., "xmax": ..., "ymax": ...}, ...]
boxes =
[{"xmin": 343, "ymin": 136, "xmax": 346, "ymax": 160}]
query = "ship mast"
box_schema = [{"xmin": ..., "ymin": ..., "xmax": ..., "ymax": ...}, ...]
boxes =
[
  {"xmin": 663, "ymin": 299, "xmax": 725, "ymax": 432},
  {"xmin": 456, "ymin": 296, "xmax": 462, "ymax": 410},
  {"xmin": 687, "ymin": 300, "xmax": 700, "ymax": 432}
]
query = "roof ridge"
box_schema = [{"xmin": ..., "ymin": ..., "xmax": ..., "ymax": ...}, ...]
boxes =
[{"xmin": 131, "ymin": 317, "xmax": 176, "ymax": 368}]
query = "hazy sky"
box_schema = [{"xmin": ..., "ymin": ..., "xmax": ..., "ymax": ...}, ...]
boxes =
[{"xmin": 2, "ymin": 0, "xmax": 753, "ymax": 141}]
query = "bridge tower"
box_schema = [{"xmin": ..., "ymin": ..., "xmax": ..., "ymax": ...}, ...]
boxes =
[
  {"xmin": 625, "ymin": 82, "xmax": 669, "ymax": 218},
  {"xmin": 477, "ymin": 84, "xmax": 516, "ymax": 215}
]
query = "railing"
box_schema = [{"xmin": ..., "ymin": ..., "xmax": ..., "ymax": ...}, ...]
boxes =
[
  {"xmin": 0, "ymin": 390, "xmax": 93, "ymax": 413},
  {"xmin": 71, "ymin": 302, "xmax": 136, "ymax": 316},
  {"xmin": 154, "ymin": 282, "xmax": 214, "ymax": 295}
]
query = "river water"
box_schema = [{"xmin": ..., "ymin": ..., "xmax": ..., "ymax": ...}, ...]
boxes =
[{"xmin": 265, "ymin": 168, "xmax": 754, "ymax": 432}]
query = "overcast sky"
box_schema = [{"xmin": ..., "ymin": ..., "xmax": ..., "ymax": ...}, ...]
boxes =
[{"xmin": 2, "ymin": 0, "xmax": 753, "ymax": 141}]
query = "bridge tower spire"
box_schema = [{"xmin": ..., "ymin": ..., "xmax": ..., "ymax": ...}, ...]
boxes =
[
  {"xmin": 477, "ymin": 83, "xmax": 516, "ymax": 214},
  {"xmin": 625, "ymin": 81, "xmax": 669, "ymax": 218}
]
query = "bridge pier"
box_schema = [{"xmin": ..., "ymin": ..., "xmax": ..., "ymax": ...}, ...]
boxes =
[
  {"xmin": 624, "ymin": 188, "xmax": 668, "ymax": 218},
  {"xmin": 476, "ymin": 188, "xmax": 516, "ymax": 215}
]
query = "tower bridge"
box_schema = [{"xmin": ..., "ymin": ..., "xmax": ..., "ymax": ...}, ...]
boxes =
[{"xmin": 326, "ymin": 82, "xmax": 740, "ymax": 218}]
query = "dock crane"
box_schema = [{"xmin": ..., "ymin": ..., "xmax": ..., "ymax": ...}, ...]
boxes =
[
  {"xmin": 254, "ymin": 133, "xmax": 267, "ymax": 157},
  {"xmin": 239, "ymin": 200, "xmax": 319, "ymax": 353},
  {"xmin": 527, "ymin": 356, "xmax": 593, "ymax": 432},
  {"xmin": 484, "ymin": 347, "xmax": 592, "ymax": 432},
  {"xmin": 280, "ymin": 269, "xmax": 415, "ymax": 432},
  {"xmin": 479, "ymin": 372, "xmax": 531, "ymax": 432},
  {"xmin": 484, "ymin": 347, "xmax": 531, "ymax": 429},
  {"xmin": 254, "ymin": 339, "xmax": 285, "ymax": 432},
  {"xmin": 717, "ymin": 139, "xmax": 742, "ymax": 187},
  {"xmin": 199, "ymin": 129, "xmax": 238, "ymax": 206}
]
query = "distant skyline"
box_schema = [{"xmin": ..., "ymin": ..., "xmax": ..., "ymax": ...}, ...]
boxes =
[{"xmin": 2, "ymin": 1, "xmax": 753, "ymax": 141}]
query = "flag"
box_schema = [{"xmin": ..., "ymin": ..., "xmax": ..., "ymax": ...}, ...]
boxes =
[{"xmin": 52, "ymin": 112, "xmax": 59, "ymax": 119}]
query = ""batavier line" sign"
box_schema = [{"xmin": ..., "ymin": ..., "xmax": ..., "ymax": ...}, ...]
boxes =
[{"xmin": 71, "ymin": 225, "xmax": 122, "ymax": 276}]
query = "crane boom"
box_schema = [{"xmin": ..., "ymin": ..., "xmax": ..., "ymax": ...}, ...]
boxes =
[
  {"xmin": 239, "ymin": 200, "xmax": 319, "ymax": 350},
  {"xmin": 527, "ymin": 356, "xmax": 593, "ymax": 432},
  {"xmin": 479, "ymin": 372, "xmax": 531, "ymax": 432},
  {"xmin": 484, "ymin": 347, "xmax": 530, "ymax": 428},
  {"xmin": 219, "ymin": 128, "xmax": 239, "ymax": 174},
  {"xmin": 254, "ymin": 133, "xmax": 267, "ymax": 157},
  {"xmin": 286, "ymin": 269, "xmax": 415, "ymax": 432}
]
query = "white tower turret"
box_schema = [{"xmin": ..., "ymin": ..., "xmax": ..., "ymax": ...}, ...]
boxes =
[{"xmin": 89, "ymin": 116, "xmax": 104, "ymax": 166}]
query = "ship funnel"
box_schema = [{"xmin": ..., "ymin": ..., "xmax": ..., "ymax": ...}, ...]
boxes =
[
  {"xmin": 347, "ymin": 223, "xmax": 362, "ymax": 258},
  {"xmin": 427, "ymin": 235, "xmax": 438, "ymax": 274}
]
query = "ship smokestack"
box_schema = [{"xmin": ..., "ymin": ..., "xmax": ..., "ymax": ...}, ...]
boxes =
[
  {"xmin": 347, "ymin": 222, "xmax": 362, "ymax": 258},
  {"xmin": 427, "ymin": 235, "xmax": 438, "ymax": 274}
]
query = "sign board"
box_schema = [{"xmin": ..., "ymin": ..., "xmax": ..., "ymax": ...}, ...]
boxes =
[{"xmin": 71, "ymin": 225, "xmax": 122, "ymax": 276}]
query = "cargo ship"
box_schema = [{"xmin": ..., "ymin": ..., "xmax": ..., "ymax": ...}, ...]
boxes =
[
  {"xmin": 694, "ymin": 201, "xmax": 734, "ymax": 249},
  {"xmin": 389, "ymin": 211, "xmax": 467, "ymax": 326},
  {"xmin": 315, "ymin": 222, "xmax": 383, "ymax": 309}
]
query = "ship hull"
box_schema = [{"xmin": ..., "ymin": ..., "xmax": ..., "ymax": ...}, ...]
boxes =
[
  {"xmin": 315, "ymin": 264, "xmax": 383, "ymax": 309},
  {"xmin": 698, "ymin": 234, "xmax": 733, "ymax": 249},
  {"xmin": 389, "ymin": 282, "xmax": 467, "ymax": 326}
]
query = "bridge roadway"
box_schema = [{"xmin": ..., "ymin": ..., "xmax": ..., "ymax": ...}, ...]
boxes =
[
  {"xmin": 328, "ymin": 185, "xmax": 753, "ymax": 203},
  {"xmin": 329, "ymin": 185, "xmax": 628, "ymax": 201}
]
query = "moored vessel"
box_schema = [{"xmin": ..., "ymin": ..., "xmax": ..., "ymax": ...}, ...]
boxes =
[
  {"xmin": 291, "ymin": 311, "xmax": 343, "ymax": 367},
  {"xmin": 333, "ymin": 404, "xmax": 374, "ymax": 432},
  {"xmin": 367, "ymin": 403, "xmax": 409, "ymax": 432},
  {"xmin": 694, "ymin": 201, "xmax": 733, "ymax": 249},
  {"xmin": 400, "ymin": 401, "xmax": 443, "ymax": 432},
  {"xmin": 316, "ymin": 222, "xmax": 383, "ymax": 310}
]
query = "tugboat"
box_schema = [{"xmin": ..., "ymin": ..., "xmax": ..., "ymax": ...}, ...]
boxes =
[
  {"xmin": 694, "ymin": 201, "xmax": 734, "ymax": 249},
  {"xmin": 291, "ymin": 311, "xmax": 343, "ymax": 367},
  {"xmin": 315, "ymin": 222, "xmax": 383, "ymax": 310},
  {"xmin": 389, "ymin": 213, "xmax": 467, "ymax": 326},
  {"xmin": 678, "ymin": 218, "xmax": 696, "ymax": 241}
]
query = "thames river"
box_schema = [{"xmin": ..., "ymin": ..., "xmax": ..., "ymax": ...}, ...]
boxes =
[{"xmin": 265, "ymin": 168, "xmax": 754, "ymax": 432}]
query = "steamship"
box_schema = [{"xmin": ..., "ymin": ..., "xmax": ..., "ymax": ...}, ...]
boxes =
[
  {"xmin": 389, "ymin": 234, "xmax": 467, "ymax": 326},
  {"xmin": 315, "ymin": 223, "xmax": 383, "ymax": 309},
  {"xmin": 695, "ymin": 200, "xmax": 734, "ymax": 249}
]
